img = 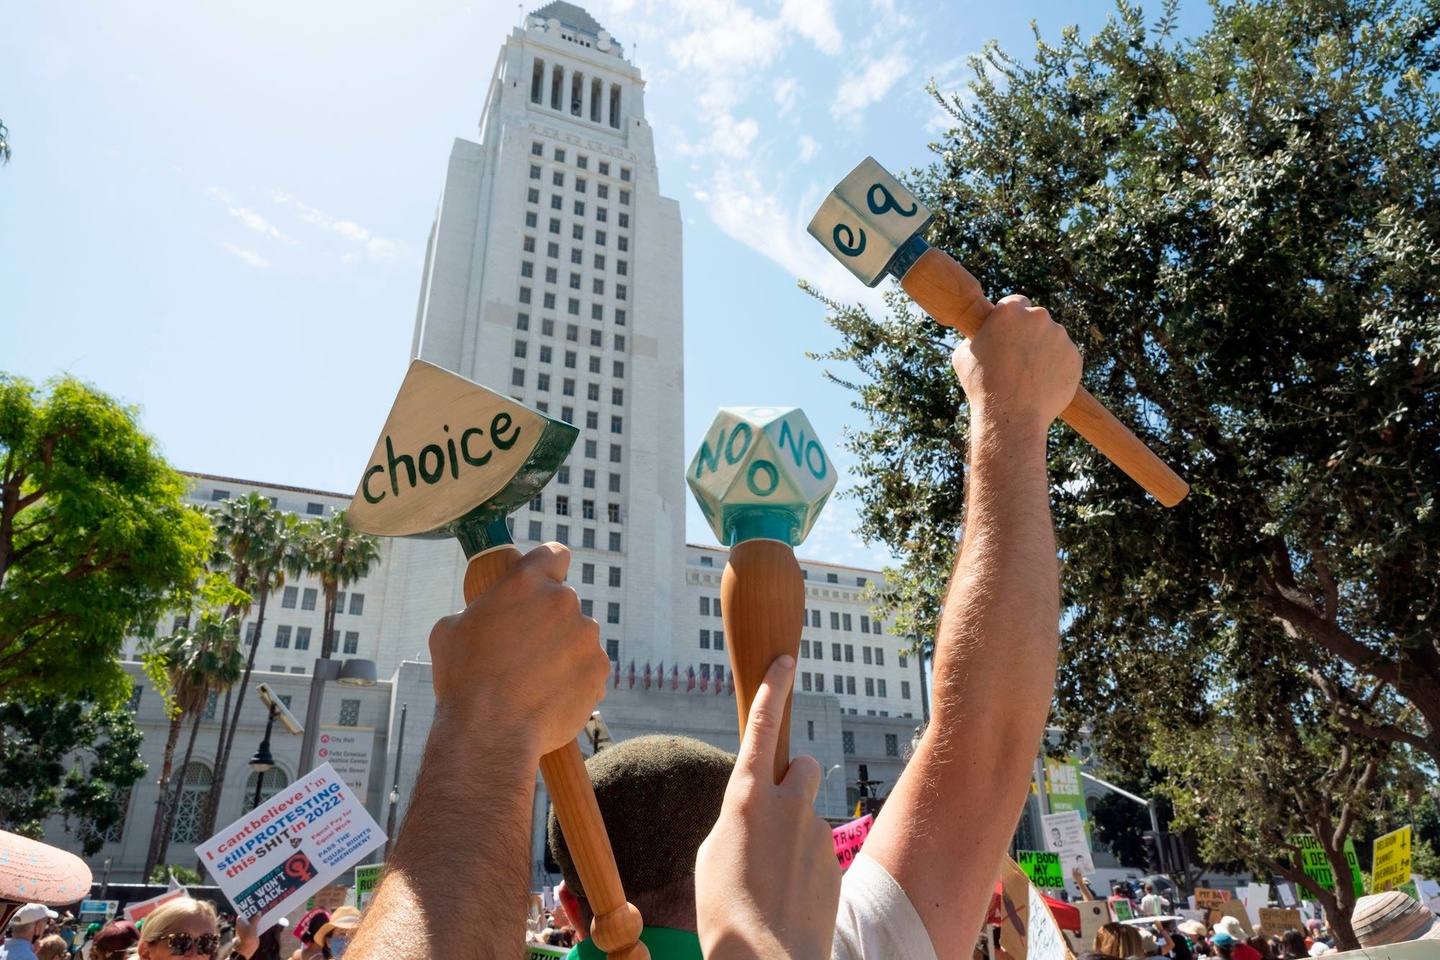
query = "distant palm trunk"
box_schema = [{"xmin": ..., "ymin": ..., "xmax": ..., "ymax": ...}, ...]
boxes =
[{"xmin": 142, "ymin": 715, "xmax": 184, "ymax": 879}]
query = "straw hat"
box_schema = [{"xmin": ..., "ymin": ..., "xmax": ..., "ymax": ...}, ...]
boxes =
[
  {"xmin": 314, "ymin": 906, "xmax": 361, "ymax": 947},
  {"xmin": 1350, "ymin": 891, "xmax": 1440, "ymax": 946},
  {"xmin": 1177, "ymin": 919, "xmax": 1207, "ymax": 939}
]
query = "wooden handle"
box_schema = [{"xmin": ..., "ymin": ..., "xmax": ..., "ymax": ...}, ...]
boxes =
[
  {"xmin": 721, "ymin": 539, "xmax": 806, "ymax": 784},
  {"xmin": 901, "ymin": 246, "xmax": 1190, "ymax": 507},
  {"xmin": 462, "ymin": 549, "xmax": 649, "ymax": 960}
]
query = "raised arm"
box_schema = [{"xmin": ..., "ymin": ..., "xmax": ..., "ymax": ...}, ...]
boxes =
[
  {"xmin": 348, "ymin": 544, "xmax": 609, "ymax": 960},
  {"xmin": 857, "ymin": 295, "xmax": 1080, "ymax": 950}
]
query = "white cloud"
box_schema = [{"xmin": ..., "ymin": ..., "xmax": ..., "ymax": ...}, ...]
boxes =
[
  {"xmin": 220, "ymin": 242, "xmax": 270, "ymax": 269},
  {"xmin": 779, "ymin": 0, "xmax": 843, "ymax": 55},
  {"xmin": 773, "ymin": 76, "xmax": 798, "ymax": 116},
  {"xmin": 831, "ymin": 48, "xmax": 912, "ymax": 121},
  {"xmin": 207, "ymin": 186, "xmax": 295, "ymax": 243},
  {"xmin": 797, "ymin": 134, "xmax": 819, "ymax": 164},
  {"xmin": 269, "ymin": 192, "xmax": 406, "ymax": 261}
]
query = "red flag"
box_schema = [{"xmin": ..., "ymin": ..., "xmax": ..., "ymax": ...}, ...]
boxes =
[
  {"xmin": 671, "ymin": 665, "xmax": 679, "ymax": 690},
  {"xmin": 627, "ymin": 660, "xmax": 636, "ymax": 689},
  {"xmin": 643, "ymin": 662, "xmax": 652, "ymax": 690},
  {"xmin": 686, "ymin": 666, "xmax": 696, "ymax": 692},
  {"xmin": 725, "ymin": 672, "xmax": 735, "ymax": 696},
  {"xmin": 699, "ymin": 665, "xmax": 710, "ymax": 693},
  {"xmin": 715, "ymin": 666, "xmax": 724, "ymax": 695}
]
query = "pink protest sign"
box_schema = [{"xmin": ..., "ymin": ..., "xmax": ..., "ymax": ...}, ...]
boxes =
[{"xmin": 833, "ymin": 815, "xmax": 873, "ymax": 870}]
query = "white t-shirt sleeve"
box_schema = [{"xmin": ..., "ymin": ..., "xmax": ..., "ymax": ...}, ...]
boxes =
[{"xmin": 831, "ymin": 853, "xmax": 939, "ymax": 960}]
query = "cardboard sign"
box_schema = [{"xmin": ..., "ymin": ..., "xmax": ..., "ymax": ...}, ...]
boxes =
[
  {"xmin": 1293, "ymin": 835, "xmax": 1364, "ymax": 899},
  {"xmin": 1217, "ymin": 900, "xmax": 1254, "ymax": 936},
  {"xmin": 1076, "ymin": 899, "xmax": 1111, "ymax": 949},
  {"xmin": 1109, "ymin": 896, "xmax": 1134, "ymax": 921},
  {"xmin": 195, "ymin": 762, "xmax": 386, "ymax": 933},
  {"xmin": 79, "ymin": 899, "xmax": 118, "ymax": 920},
  {"xmin": 1194, "ymin": 887, "xmax": 1231, "ymax": 909},
  {"xmin": 1259, "ymin": 908, "xmax": 1303, "ymax": 933},
  {"xmin": 1243, "ymin": 882, "xmax": 1269, "ymax": 926},
  {"xmin": 123, "ymin": 889, "xmax": 188, "ymax": 922},
  {"xmin": 1042, "ymin": 809, "xmax": 1095, "ymax": 876},
  {"xmin": 832, "ymin": 814, "xmax": 872, "ymax": 870},
  {"xmin": 1017, "ymin": 850, "xmax": 1065, "ymax": 889},
  {"xmin": 355, "ymin": 863, "xmax": 382, "ymax": 909},
  {"xmin": 1373, "ymin": 826, "xmax": 1413, "ymax": 893}
]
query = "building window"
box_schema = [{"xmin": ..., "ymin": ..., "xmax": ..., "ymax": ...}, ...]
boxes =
[
  {"xmin": 275, "ymin": 625, "xmax": 292, "ymax": 649},
  {"xmin": 573, "ymin": 201, "xmax": 585, "ymax": 216},
  {"xmin": 700, "ymin": 629, "xmax": 711, "ymax": 649},
  {"xmin": 544, "ymin": 292, "xmax": 556, "ymax": 309},
  {"xmin": 338, "ymin": 699, "xmax": 361, "ymax": 727},
  {"xmin": 542, "ymin": 317, "xmax": 555, "ymax": 334},
  {"xmin": 843, "ymin": 614, "xmax": 853, "ymax": 631},
  {"xmin": 549, "ymin": 218, "xmax": 560, "ymax": 234},
  {"xmin": 863, "ymin": 647, "xmax": 873, "ymax": 665},
  {"xmin": 565, "ymin": 351, "xmax": 577, "ymax": 368},
  {"xmin": 555, "ymin": 495, "xmax": 570, "ymax": 516},
  {"xmin": 593, "ymin": 278, "xmax": 605, "ymax": 295},
  {"xmin": 587, "ymin": 379, "xmax": 601, "ymax": 397},
  {"xmin": 842, "ymin": 732, "xmax": 855, "ymax": 755},
  {"xmin": 527, "ymin": 212, "xmax": 539, "ymax": 228},
  {"xmin": 592, "ymin": 303, "xmax": 604, "ymax": 320},
  {"xmin": 832, "ymin": 642, "xmax": 842, "ymax": 661},
  {"xmin": 714, "ymin": 630, "xmax": 724, "ymax": 650},
  {"xmin": 830, "ymin": 612, "xmax": 840, "ymax": 630},
  {"xmin": 811, "ymin": 610, "xmax": 821, "ymax": 628},
  {"xmin": 517, "ymin": 312, "xmax": 531, "ymax": 330},
  {"xmin": 611, "ymin": 387, "xmax": 624, "ymax": 405},
  {"xmin": 554, "ymin": 147, "xmax": 565, "ymax": 162},
  {"xmin": 845, "ymin": 644, "xmax": 854, "ymax": 663},
  {"xmin": 876, "ymin": 648, "xmax": 884, "ymax": 666},
  {"xmin": 210, "ymin": 488, "xmax": 231, "ymax": 501},
  {"xmin": 878, "ymin": 679, "xmax": 888, "ymax": 698},
  {"xmin": 336, "ymin": 591, "xmax": 346, "ymax": 612},
  {"xmin": 588, "ymin": 355, "xmax": 602, "ymax": 373},
  {"xmin": 547, "ymin": 242, "xmax": 559, "ymax": 258},
  {"xmin": 282, "ymin": 586, "xmax": 298, "ymax": 608},
  {"xmin": 583, "ymin": 528, "xmax": 596, "ymax": 548},
  {"xmin": 609, "ymin": 444, "xmax": 622, "ymax": 463},
  {"xmin": 617, "ymin": 259, "xmax": 628, "ymax": 276},
  {"xmin": 885, "ymin": 734, "xmax": 899, "ymax": 757},
  {"xmin": 606, "ymin": 639, "xmax": 620, "ymax": 662},
  {"xmin": 861, "ymin": 615, "xmax": 870, "ymax": 633},
  {"xmin": 512, "ymin": 368, "xmax": 526, "ymax": 387},
  {"xmin": 619, "ymin": 188, "xmax": 631, "ymax": 206},
  {"xmin": 815, "ymin": 674, "xmax": 825, "ymax": 692},
  {"xmin": 873, "ymin": 620, "xmax": 884, "ymax": 635},
  {"xmin": 556, "ymin": 524, "xmax": 569, "ymax": 544},
  {"xmin": 865, "ymin": 677, "xmax": 875, "ymax": 697},
  {"xmin": 528, "ymin": 520, "xmax": 542, "ymax": 540},
  {"xmin": 713, "ymin": 598, "xmax": 722, "ymax": 618},
  {"xmin": 524, "ymin": 236, "xmax": 535, "ymax": 252},
  {"xmin": 620, "ymin": 167, "xmax": 631, "ymax": 182},
  {"xmin": 244, "ymin": 622, "xmax": 257, "ymax": 646},
  {"xmin": 532, "ymin": 141, "xmax": 543, "ymax": 156},
  {"xmin": 586, "ymin": 411, "xmax": 599, "ymax": 429},
  {"xmin": 581, "ymin": 599, "xmax": 594, "ymax": 617},
  {"xmin": 808, "ymin": 720, "xmax": 815, "ymax": 741},
  {"xmin": 530, "ymin": 162, "xmax": 542, "ymax": 178},
  {"xmin": 169, "ymin": 762, "xmax": 213, "ymax": 844},
  {"xmin": 801, "ymin": 672, "xmax": 812, "ymax": 692},
  {"xmin": 538, "ymin": 373, "xmax": 551, "ymax": 392},
  {"xmin": 596, "ymin": 207, "xmax": 607, "ymax": 222},
  {"xmin": 607, "ymin": 503, "xmax": 621, "ymax": 522},
  {"xmin": 827, "ymin": 573, "xmax": 839, "ymax": 584},
  {"xmin": 514, "ymin": 340, "xmax": 528, "ymax": 358},
  {"xmin": 608, "ymin": 566, "xmax": 621, "ymax": 587},
  {"xmin": 553, "ymin": 170, "xmax": 565, "ymax": 186},
  {"xmin": 350, "ymin": 593, "xmax": 365, "ymax": 615},
  {"xmin": 585, "ymin": 439, "xmax": 598, "ymax": 457},
  {"xmin": 576, "ymin": 174, "xmax": 587, "ymax": 190},
  {"xmin": 610, "ymin": 416, "xmax": 623, "ymax": 434},
  {"xmin": 846, "ymin": 676, "xmax": 856, "ymax": 695},
  {"xmin": 581, "ymin": 563, "xmax": 595, "ymax": 585},
  {"xmin": 295, "ymin": 627, "xmax": 311, "ymax": 651},
  {"xmin": 901, "ymin": 681, "xmax": 912, "ymax": 700},
  {"xmin": 899, "ymin": 653, "xmax": 909, "ymax": 668},
  {"xmin": 527, "ymin": 188, "xmax": 539, "ymax": 204},
  {"xmin": 619, "ymin": 213, "xmax": 629, "ymax": 228},
  {"xmin": 530, "ymin": 495, "xmax": 543, "ymax": 512},
  {"xmin": 614, "ymin": 361, "xmax": 625, "ymax": 378},
  {"xmin": 573, "ymin": 224, "xmax": 585, "ymax": 240},
  {"xmin": 596, "ymin": 230, "xmax": 607, "ymax": 246},
  {"xmin": 607, "ymin": 602, "xmax": 620, "ymax": 624},
  {"xmin": 608, "ymin": 531, "xmax": 621, "ymax": 551},
  {"xmin": 344, "ymin": 631, "xmax": 359, "ymax": 655},
  {"xmin": 616, "ymin": 284, "xmax": 627, "ymax": 300},
  {"xmin": 583, "ymin": 469, "xmax": 596, "ymax": 488},
  {"xmin": 800, "ymin": 640, "xmax": 810, "ymax": 658},
  {"xmin": 581, "ymin": 499, "xmax": 596, "ymax": 520}
]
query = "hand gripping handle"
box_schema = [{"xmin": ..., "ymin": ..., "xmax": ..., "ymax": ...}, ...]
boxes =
[
  {"xmin": 902, "ymin": 246, "xmax": 1189, "ymax": 507},
  {"xmin": 463, "ymin": 548, "xmax": 649, "ymax": 960}
]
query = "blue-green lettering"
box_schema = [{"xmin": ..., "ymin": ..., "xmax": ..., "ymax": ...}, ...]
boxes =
[
  {"xmin": 833, "ymin": 223, "xmax": 865, "ymax": 257},
  {"xmin": 866, "ymin": 182, "xmax": 917, "ymax": 218},
  {"xmin": 725, "ymin": 423, "xmax": 753, "ymax": 464},
  {"xmin": 387, "ymin": 436, "xmax": 416, "ymax": 496},
  {"xmin": 746, "ymin": 460, "xmax": 779, "ymax": 496},
  {"xmin": 491, "ymin": 412, "xmax": 520, "ymax": 450},
  {"xmin": 460, "ymin": 427, "xmax": 492, "ymax": 466},
  {"xmin": 362, "ymin": 465, "xmax": 386, "ymax": 504},
  {"xmin": 419, "ymin": 444, "xmax": 446, "ymax": 484},
  {"xmin": 695, "ymin": 434, "xmax": 722, "ymax": 478}
]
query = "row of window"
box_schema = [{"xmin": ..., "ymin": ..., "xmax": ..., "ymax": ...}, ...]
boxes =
[
  {"xmin": 207, "ymin": 490, "xmax": 328, "ymax": 518},
  {"xmin": 522, "ymin": 210, "xmax": 631, "ymax": 238},
  {"xmin": 800, "ymin": 672, "xmax": 911, "ymax": 701},
  {"xmin": 517, "ymin": 313, "xmax": 628, "ymax": 342},
  {"xmin": 530, "ymin": 142, "xmax": 632, "ymax": 181},
  {"xmin": 578, "ymin": 563, "xmax": 624, "ymax": 587},
  {"xmin": 698, "ymin": 628, "xmax": 725, "ymax": 650},
  {"xmin": 520, "ymin": 258, "xmax": 629, "ymax": 284},
  {"xmin": 524, "ymin": 521, "xmax": 623, "ymax": 552},
  {"xmin": 529, "ymin": 495, "xmax": 624, "ymax": 522},
  {"xmin": 546, "ymin": 465, "xmax": 621, "ymax": 492},
  {"xmin": 801, "ymin": 609, "xmax": 884, "ymax": 634},
  {"xmin": 519, "ymin": 281, "xmax": 628, "ymax": 307},
  {"xmin": 800, "ymin": 640, "xmax": 890, "ymax": 667},
  {"xmin": 243, "ymin": 623, "xmax": 362, "ymax": 655},
  {"xmin": 575, "ymin": 599, "xmax": 622, "ymax": 623},
  {"xmin": 529, "ymin": 164, "xmax": 632, "ymax": 202},
  {"xmin": 277, "ymin": 587, "xmax": 366, "ymax": 614},
  {"xmin": 529, "ymin": 63, "xmax": 625, "ymax": 129},
  {"xmin": 513, "ymin": 353, "xmax": 625, "ymax": 378},
  {"xmin": 840, "ymin": 731, "xmax": 901, "ymax": 756}
]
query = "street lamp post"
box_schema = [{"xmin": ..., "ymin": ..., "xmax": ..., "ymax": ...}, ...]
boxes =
[
  {"xmin": 582, "ymin": 711, "xmax": 613, "ymax": 756},
  {"xmin": 248, "ymin": 705, "xmax": 279, "ymax": 809},
  {"xmin": 296, "ymin": 657, "xmax": 378, "ymax": 775},
  {"xmin": 384, "ymin": 703, "xmax": 408, "ymax": 859}
]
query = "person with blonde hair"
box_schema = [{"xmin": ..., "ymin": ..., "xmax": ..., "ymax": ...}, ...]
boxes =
[
  {"xmin": 32, "ymin": 937, "xmax": 66, "ymax": 960},
  {"xmin": 1094, "ymin": 922, "xmax": 1145, "ymax": 958},
  {"xmin": 136, "ymin": 899, "xmax": 258, "ymax": 960}
]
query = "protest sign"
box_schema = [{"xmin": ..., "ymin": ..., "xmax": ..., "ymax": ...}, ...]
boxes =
[
  {"xmin": 1293, "ymin": 835, "xmax": 1364, "ymax": 899},
  {"xmin": 79, "ymin": 900, "xmax": 117, "ymax": 921},
  {"xmin": 1042, "ymin": 809, "xmax": 1095, "ymax": 876},
  {"xmin": 997, "ymin": 855, "xmax": 1077, "ymax": 960},
  {"xmin": 1194, "ymin": 888, "xmax": 1231, "ymax": 910},
  {"xmin": 1277, "ymin": 883, "xmax": 1297, "ymax": 907},
  {"xmin": 305, "ymin": 885, "xmax": 349, "ymax": 912},
  {"xmin": 526, "ymin": 946, "xmax": 567, "ymax": 959},
  {"xmin": 195, "ymin": 762, "xmax": 385, "ymax": 933},
  {"xmin": 1017, "ymin": 850, "xmax": 1065, "ymax": 889},
  {"xmin": 1243, "ymin": 882, "xmax": 1268, "ymax": 927},
  {"xmin": 1259, "ymin": 908, "xmax": 1303, "ymax": 933},
  {"xmin": 317, "ymin": 726, "xmax": 375, "ymax": 806},
  {"xmin": 1046, "ymin": 759, "xmax": 1085, "ymax": 815},
  {"xmin": 832, "ymin": 814, "xmax": 872, "ymax": 870},
  {"xmin": 1218, "ymin": 900, "xmax": 1254, "ymax": 936},
  {"xmin": 1076, "ymin": 899, "xmax": 1111, "ymax": 950},
  {"xmin": 1027, "ymin": 882, "xmax": 1075, "ymax": 960},
  {"xmin": 1415, "ymin": 876, "xmax": 1440, "ymax": 914},
  {"xmin": 1372, "ymin": 826, "xmax": 1412, "ymax": 893},
  {"xmin": 123, "ymin": 889, "xmax": 188, "ymax": 922},
  {"xmin": 1109, "ymin": 896, "xmax": 1134, "ymax": 921},
  {"xmin": 355, "ymin": 863, "xmax": 383, "ymax": 909}
]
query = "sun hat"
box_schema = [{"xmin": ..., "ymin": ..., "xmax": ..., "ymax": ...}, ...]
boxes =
[
  {"xmin": 1177, "ymin": 919, "xmax": 1207, "ymax": 939},
  {"xmin": 295, "ymin": 908, "xmax": 330, "ymax": 944},
  {"xmin": 314, "ymin": 906, "xmax": 361, "ymax": 947},
  {"xmin": 1350, "ymin": 891, "xmax": 1440, "ymax": 946},
  {"xmin": 1214, "ymin": 915, "xmax": 1249, "ymax": 940}
]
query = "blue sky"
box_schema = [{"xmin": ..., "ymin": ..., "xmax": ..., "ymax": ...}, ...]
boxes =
[{"xmin": 1, "ymin": 0, "xmax": 1207, "ymax": 569}]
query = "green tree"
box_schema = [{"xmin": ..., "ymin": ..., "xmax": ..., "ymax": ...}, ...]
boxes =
[
  {"xmin": 0, "ymin": 374, "xmax": 212, "ymax": 702},
  {"xmin": 196, "ymin": 495, "xmax": 299, "ymax": 854},
  {"xmin": 298, "ymin": 511, "xmax": 380, "ymax": 659},
  {"xmin": 0, "ymin": 695, "xmax": 146, "ymax": 856},
  {"xmin": 140, "ymin": 605, "xmax": 243, "ymax": 877}
]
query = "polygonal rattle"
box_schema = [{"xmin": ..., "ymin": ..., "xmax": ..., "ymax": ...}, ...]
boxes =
[
  {"xmin": 687, "ymin": 407, "xmax": 836, "ymax": 783},
  {"xmin": 809, "ymin": 157, "xmax": 1189, "ymax": 507}
]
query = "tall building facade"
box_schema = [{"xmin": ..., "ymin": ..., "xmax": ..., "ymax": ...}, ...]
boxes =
[{"xmin": 399, "ymin": 2, "xmax": 687, "ymax": 669}]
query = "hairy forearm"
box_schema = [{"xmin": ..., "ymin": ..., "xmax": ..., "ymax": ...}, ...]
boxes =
[{"xmin": 349, "ymin": 709, "xmax": 542, "ymax": 960}]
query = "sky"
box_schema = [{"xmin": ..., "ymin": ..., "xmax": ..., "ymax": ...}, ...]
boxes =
[{"xmin": 1, "ymin": 0, "xmax": 1209, "ymax": 570}]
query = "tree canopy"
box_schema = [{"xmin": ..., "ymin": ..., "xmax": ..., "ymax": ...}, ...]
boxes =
[
  {"xmin": 812, "ymin": 0, "xmax": 1438, "ymax": 934},
  {"xmin": 0, "ymin": 374, "xmax": 213, "ymax": 703}
]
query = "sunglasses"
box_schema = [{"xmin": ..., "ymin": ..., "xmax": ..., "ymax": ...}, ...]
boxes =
[{"xmin": 153, "ymin": 932, "xmax": 222, "ymax": 957}]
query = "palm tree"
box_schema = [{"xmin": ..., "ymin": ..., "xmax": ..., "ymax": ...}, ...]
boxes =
[
  {"xmin": 0, "ymin": 120, "xmax": 10, "ymax": 166},
  {"xmin": 141, "ymin": 611, "xmax": 241, "ymax": 877},
  {"xmin": 297, "ymin": 511, "xmax": 380, "ymax": 660},
  {"xmin": 197, "ymin": 495, "xmax": 297, "ymax": 845}
]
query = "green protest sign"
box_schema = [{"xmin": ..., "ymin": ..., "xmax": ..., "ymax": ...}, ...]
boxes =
[
  {"xmin": 1292, "ymin": 835, "xmax": 1364, "ymax": 899},
  {"xmin": 1017, "ymin": 850, "xmax": 1065, "ymax": 889},
  {"xmin": 355, "ymin": 863, "xmax": 383, "ymax": 909}
]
